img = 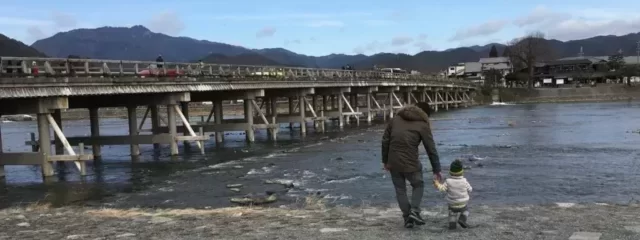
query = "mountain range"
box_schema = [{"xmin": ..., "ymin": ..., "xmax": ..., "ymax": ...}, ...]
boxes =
[{"xmin": 2, "ymin": 25, "xmax": 639, "ymax": 73}]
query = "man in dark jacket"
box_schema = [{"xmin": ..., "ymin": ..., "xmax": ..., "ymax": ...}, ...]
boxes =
[{"xmin": 381, "ymin": 102, "xmax": 442, "ymax": 228}]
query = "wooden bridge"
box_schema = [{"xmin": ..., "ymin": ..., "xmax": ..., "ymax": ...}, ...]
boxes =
[{"xmin": 0, "ymin": 56, "xmax": 477, "ymax": 179}]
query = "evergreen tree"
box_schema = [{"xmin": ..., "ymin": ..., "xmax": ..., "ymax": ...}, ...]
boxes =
[
  {"xmin": 489, "ymin": 45, "xmax": 499, "ymax": 57},
  {"xmin": 607, "ymin": 50, "xmax": 625, "ymax": 71},
  {"xmin": 501, "ymin": 47, "xmax": 511, "ymax": 57}
]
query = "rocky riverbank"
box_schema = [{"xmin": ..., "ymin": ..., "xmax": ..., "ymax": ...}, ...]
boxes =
[{"xmin": 2, "ymin": 203, "xmax": 639, "ymax": 239}]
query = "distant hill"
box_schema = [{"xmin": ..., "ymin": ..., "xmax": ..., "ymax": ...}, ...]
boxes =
[
  {"xmin": 255, "ymin": 48, "xmax": 368, "ymax": 68},
  {"xmin": 26, "ymin": 26, "xmax": 640, "ymax": 73},
  {"xmin": 0, "ymin": 33, "xmax": 46, "ymax": 57},
  {"xmin": 31, "ymin": 25, "xmax": 253, "ymax": 62},
  {"xmin": 202, "ymin": 53, "xmax": 286, "ymax": 66}
]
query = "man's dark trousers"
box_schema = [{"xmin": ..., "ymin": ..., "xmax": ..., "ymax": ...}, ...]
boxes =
[{"xmin": 390, "ymin": 171, "xmax": 424, "ymax": 218}]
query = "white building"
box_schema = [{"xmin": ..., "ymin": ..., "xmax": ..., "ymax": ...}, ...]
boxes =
[{"xmin": 447, "ymin": 63, "xmax": 465, "ymax": 77}]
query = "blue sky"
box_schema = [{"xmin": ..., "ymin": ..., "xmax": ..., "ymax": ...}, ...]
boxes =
[{"xmin": 1, "ymin": 0, "xmax": 640, "ymax": 56}]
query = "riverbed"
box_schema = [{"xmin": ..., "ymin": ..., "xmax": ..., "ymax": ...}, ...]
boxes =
[{"xmin": 1, "ymin": 101, "xmax": 640, "ymax": 209}]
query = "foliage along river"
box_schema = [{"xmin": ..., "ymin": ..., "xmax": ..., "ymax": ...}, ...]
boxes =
[{"xmin": 1, "ymin": 101, "xmax": 640, "ymax": 209}]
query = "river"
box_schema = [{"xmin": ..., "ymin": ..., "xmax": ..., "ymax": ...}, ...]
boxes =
[{"xmin": 1, "ymin": 101, "xmax": 640, "ymax": 209}]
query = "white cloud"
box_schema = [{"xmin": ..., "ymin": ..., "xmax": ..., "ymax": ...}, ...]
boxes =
[
  {"xmin": 414, "ymin": 41, "xmax": 431, "ymax": 51},
  {"xmin": 515, "ymin": 6, "xmax": 640, "ymax": 41},
  {"xmin": 0, "ymin": 16, "xmax": 51, "ymax": 26},
  {"xmin": 256, "ymin": 27, "xmax": 277, "ymax": 38},
  {"xmin": 147, "ymin": 11, "xmax": 185, "ymax": 36},
  {"xmin": 306, "ymin": 20, "xmax": 344, "ymax": 28},
  {"xmin": 514, "ymin": 6, "xmax": 568, "ymax": 27},
  {"xmin": 362, "ymin": 20, "xmax": 393, "ymax": 27},
  {"xmin": 391, "ymin": 36, "xmax": 413, "ymax": 46},
  {"xmin": 353, "ymin": 40, "xmax": 386, "ymax": 54},
  {"xmin": 51, "ymin": 12, "xmax": 77, "ymax": 29},
  {"xmin": 450, "ymin": 20, "xmax": 508, "ymax": 41},
  {"xmin": 210, "ymin": 12, "xmax": 373, "ymax": 21},
  {"xmin": 26, "ymin": 26, "xmax": 46, "ymax": 41}
]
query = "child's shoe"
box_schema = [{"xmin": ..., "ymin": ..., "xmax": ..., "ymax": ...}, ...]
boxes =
[{"xmin": 458, "ymin": 214, "xmax": 469, "ymax": 228}]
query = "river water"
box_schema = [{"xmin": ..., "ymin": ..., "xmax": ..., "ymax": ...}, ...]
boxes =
[{"xmin": 1, "ymin": 101, "xmax": 640, "ymax": 209}]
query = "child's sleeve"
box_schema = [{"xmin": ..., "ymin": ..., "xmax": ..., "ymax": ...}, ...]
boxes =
[
  {"xmin": 433, "ymin": 179, "xmax": 448, "ymax": 192},
  {"xmin": 465, "ymin": 179, "xmax": 473, "ymax": 193}
]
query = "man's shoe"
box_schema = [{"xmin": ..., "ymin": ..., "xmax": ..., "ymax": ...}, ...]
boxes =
[
  {"xmin": 409, "ymin": 211, "xmax": 426, "ymax": 225},
  {"xmin": 404, "ymin": 218, "xmax": 415, "ymax": 229},
  {"xmin": 458, "ymin": 214, "xmax": 469, "ymax": 228}
]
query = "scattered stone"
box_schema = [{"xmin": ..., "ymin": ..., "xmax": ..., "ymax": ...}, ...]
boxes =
[
  {"xmin": 115, "ymin": 233, "xmax": 136, "ymax": 238},
  {"xmin": 624, "ymin": 225, "xmax": 640, "ymax": 233},
  {"xmin": 233, "ymin": 165, "xmax": 244, "ymax": 169},
  {"xmin": 229, "ymin": 188, "xmax": 241, "ymax": 192},
  {"xmin": 568, "ymin": 232, "xmax": 602, "ymax": 240},
  {"xmin": 66, "ymin": 234, "xmax": 90, "ymax": 239},
  {"xmin": 194, "ymin": 225, "xmax": 210, "ymax": 230},
  {"xmin": 15, "ymin": 214, "xmax": 26, "ymax": 220},
  {"xmin": 17, "ymin": 222, "xmax": 30, "ymax": 227},
  {"xmin": 476, "ymin": 163, "xmax": 484, "ymax": 168},
  {"xmin": 230, "ymin": 193, "xmax": 277, "ymax": 205},
  {"xmin": 333, "ymin": 157, "xmax": 344, "ymax": 161},
  {"xmin": 463, "ymin": 166, "xmax": 472, "ymax": 170},
  {"xmin": 226, "ymin": 184, "xmax": 243, "ymax": 188},
  {"xmin": 149, "ymin": 216, "xmax": 173, "ymax": 224},
  {"xmin": 556, "ymin": 202, "xmax": 576, "ymax": 208},
  {"xmin": 319, "ymin": 228, "xmax": 348, "ymax": 233}
]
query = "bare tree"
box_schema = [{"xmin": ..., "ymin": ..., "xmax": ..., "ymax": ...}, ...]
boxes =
[{"xmin": 506, "ymin": 31, "xmax": 554, "ymax": 89}]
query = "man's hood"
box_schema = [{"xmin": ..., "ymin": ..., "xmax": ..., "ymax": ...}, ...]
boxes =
[{"xmin": 397, "ymin": 105, "xmax": 429, "ymax": 122}]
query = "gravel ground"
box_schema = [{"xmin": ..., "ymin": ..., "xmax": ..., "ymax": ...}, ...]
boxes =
[{"xmin": 1, "ymin": 202, "xmax": 640, "ymax": 240}]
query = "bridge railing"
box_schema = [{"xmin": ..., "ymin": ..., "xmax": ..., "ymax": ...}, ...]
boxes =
[{"xmin": 0, "ymin": 56, "xmax": 475, "ymax": 87}]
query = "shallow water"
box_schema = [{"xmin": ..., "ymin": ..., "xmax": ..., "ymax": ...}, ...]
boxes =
[{"xmin": 2, "ymin": 101, "xmax": 640, "ymax": 208}]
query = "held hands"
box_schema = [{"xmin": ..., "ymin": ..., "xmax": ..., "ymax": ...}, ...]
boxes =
[{"xmin": 382, "ymin": 164, "xmax": 391, "ymax": 171}]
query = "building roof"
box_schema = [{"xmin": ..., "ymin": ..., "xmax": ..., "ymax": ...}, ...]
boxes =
[
  {"xmin": 464, "ymin": 62, "xmax": 481, "ymax": 73},
  {"xmin": 482, "ymin": 63, "xmax": 510, "ymax": 70},
  {"xmin": 623, "ymin": 56, "xmax": 640, "ymax": 65},
  {"xmin": 479, "ymin": 57, "xmax": 510, "ymax": 64}
]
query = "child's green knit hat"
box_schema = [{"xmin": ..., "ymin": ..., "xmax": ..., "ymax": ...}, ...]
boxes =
[{"xmin": 450, "ymin": 159, "xmax": 464, "ymax": 176}]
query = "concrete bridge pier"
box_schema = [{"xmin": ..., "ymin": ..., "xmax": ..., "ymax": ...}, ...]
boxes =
[
  {"xmin": 243, "ymin": 98, "xmax": 255, "ymax": 142},
  {"xmin": 89, "ymin": 107, "xmax": 102, "ymax": 158},
  {"xmin": 213, "ymin": 100, "xmax": 224, "ymax": 144},
  {"xmin": 0, "ymin": 118, "xmax": 4, "ymax": 178},
  {"xmin": 288, "ymin": 97, "xmax": 295, "ymax": 130},
  {"xmin": 127, "ymin": 105, "xmax": 140, "ymax": 157}
]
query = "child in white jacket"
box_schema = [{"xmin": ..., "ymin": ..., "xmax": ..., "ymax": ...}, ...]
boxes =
[{"xmin": 433, "ymin": 159, "xmax": 473, "ymax": 229}]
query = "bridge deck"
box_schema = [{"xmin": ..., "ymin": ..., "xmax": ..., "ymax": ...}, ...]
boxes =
[{"xmin": 0, "ymin": 57, "xmax": 474, "ymax": 98}]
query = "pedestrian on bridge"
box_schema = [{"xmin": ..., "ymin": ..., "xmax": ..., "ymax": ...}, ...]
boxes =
[{"xmin": 381, "ymin": 102, "xmax": 442, "ymax": 228}]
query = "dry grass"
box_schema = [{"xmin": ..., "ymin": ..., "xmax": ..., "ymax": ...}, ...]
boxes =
[{"xmin": 2, "ymin": 204, "xmax": 640, "ymax": 239}]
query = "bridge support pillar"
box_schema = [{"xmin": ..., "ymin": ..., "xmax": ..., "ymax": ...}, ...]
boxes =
[
  {"xmin": 388, "ymin": 91, "xmax": 394, "ymax": 119},
  {"xmin": 52, "ymin": 109, "xmax": 66, "ymax": 172},
  {"xmin": 127, "ymin": 106, "xmax": 140, "ymax": 157},
  {"xmin": 167, "ymin": 104, "xmax": 179, "ymax": 156},
  {"xmin": 244, "ymin": 99, "xmax": 255, "ymax": 142},
  {"xmin": 89, "ymin": 107, "xmax": 102, "ymax": 158},
  {"xmin": 37, "ymin": 113, "xmax": 55, "ymax": 177},
  {"xmin": 288, "ymin": 97, "xmax": 295, "ymax": 130},
  {"xmin": 0, "ymin": 120, "xmax": 4, "ymax": 178},
  {"xmin": 299, "ymin": 96, "xmax": 306, "ymax": 136},
  {"xmin": 181, "ymin": 102, "xmax": 191, "ymax": 149},
  {"xmin": 366, "ymin": 93, "xmax": 372, "ymax": 123},
  {"xmin": 337, "ymin": 94, "xmax": 344, "ymax": 128},
  {"xmin": 214, "ymin": 100, "xmax": 224, "ymax": 144},
  {"xmin": 269, "ymin": 97, "xmax": 278, "ymax": 141},
  {"xmin": 150, "ymin": 105, "xmax": 160, "ymax": 150}
]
